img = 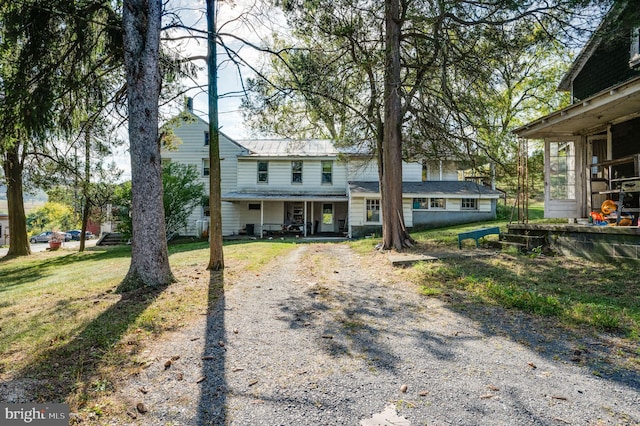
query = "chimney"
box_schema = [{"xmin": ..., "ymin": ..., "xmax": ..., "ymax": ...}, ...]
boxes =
[{"xmin": 185, "ymin": 97, "xmax": 193, "ymax": 113}]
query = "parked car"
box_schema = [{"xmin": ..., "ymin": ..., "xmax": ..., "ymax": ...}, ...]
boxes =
[
  {"xmin": 66, "ymin": 230, "xmax": 94, "ymax": 240},
  {"xmin": 30, "ymin": 231, "xmax": 53, "ymax": 243},
  {"xmin": 30, "ymin": 232, "xmax": 72, "ymax": 243}
]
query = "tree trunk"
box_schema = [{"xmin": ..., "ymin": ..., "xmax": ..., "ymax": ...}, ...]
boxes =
[
  {"xmin": 381, "ymin": 0, "xmax": 413, "ymax": 251},
  {"xmin": 80, "ymin": 123, "xmax": 91, "ymax": 252},
  {"xmin": 3, "ymin": 144, "xmax": 31, "ymax": 257},
  {"xmin": 207, "ymin": 0, "xmax": 224, "ymax": 271},
  {"xmin": 119, "ymin": 0, "xmax": 174, "ymax": 290}
]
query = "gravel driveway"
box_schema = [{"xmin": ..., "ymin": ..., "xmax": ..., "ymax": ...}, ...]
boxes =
[{"xmin": 117, "ymin": 243, "xmax": 640, "ymax": 425}]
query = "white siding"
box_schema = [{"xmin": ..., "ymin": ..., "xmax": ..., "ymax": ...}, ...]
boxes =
[
  {"xmin": 237, "ymin": 158, "xmax": 348, "ymax": 193},
  {"xmin": 348, "ymin": 159, "xmax": 448, "ymax": 182},
  {"xmin": 402, "ymin": 199, "xmax": 414, "ymax": 227},
  {"xmin": 348, "ymin": 196, "xmax": 367, "ymax": 227},
  {"xmin": 161, "ymin": 115, "xmax": 245, "ymax": 236},
  {"xmin": 403, "ymin": 162, "xmax": 423, "ymax": 182},
  {"xmin": 348, "ymin": 160, "xmax": 379, "ymax": 181}
]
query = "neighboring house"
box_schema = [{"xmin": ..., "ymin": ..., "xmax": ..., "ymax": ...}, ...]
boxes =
[
  {"xmin": 514, "ymin": 2, "xmax": 640, "ymax": 222},
  {"xmin": 162, "ymin": 101, "xmax": 502, "ymax": 238}
]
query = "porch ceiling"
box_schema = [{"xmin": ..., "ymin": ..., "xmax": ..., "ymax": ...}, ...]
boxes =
[
  {"xmin": 514, "ymin": 76, "xmax": 640, "ymax": 139},
  {"xmin": 222, "ymin": 192, "xmax": 348, "ymax": 202}
]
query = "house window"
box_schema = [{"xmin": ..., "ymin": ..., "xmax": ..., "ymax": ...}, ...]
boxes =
[
  {"xmin": 413, "ymin": 198, "xmax": 429, "ymax": 209},
  {"xmin": 549, "ymin": 141, "xmax": 576, "ymax": 200},
  {"xmin": 292, "ymin": 161, "xmax": 303, "ymax": 183},
  {"xmin": 430, "ymin": 198, "xmax": 446, "ymax": 209},
  {"xmin": 366, "ymin": 199, "xmax": 380, "ymax": 222},
  {"xmin": 202, "ymin": 159, "xmax": 210, "ymax": 176},
  {"xmin": 631, "ymin": 27, "xmax": 640, "ymax": 68},
  {"xmin": 461, "ymin": 198, "xmax": 478, "ymax": 210},
  {"xmin": 257, "ymin": 161, "xmax": 268, "ymax": 183},
  {"xmin": 321, "ymin": 161, "xmax": 333, "ymax": 184},
  {"xmin": 204, "ymin": 131, "xmax": 210, "ymax": 146}
]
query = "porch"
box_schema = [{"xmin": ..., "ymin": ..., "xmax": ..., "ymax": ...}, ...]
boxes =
[
  {"xmin": 504, "ymin": 223, "xmax": 640, "ymax": 261},
  {"xmin": 222, "ymin": 192, "xmax": 349, "ymax": 238}
]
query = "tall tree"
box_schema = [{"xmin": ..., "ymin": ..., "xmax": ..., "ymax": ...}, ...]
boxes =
[
  {"xmin": 382, "ymin": 0, "xmax": 412, "ymax": 249},
  {"xmin": 243, "ymin": 0, "xmax": 607, "ymax": 250},
  {"xmin": 120, "ymin": 0, "xmax": 175, "ymax": 289},
  {"xmin": 0, "ymin": 0, "xmax": 122, "ymax": 257},
  {"xmin": 207, "ymin": 0, "xmax": 224, "ymax": 270}
]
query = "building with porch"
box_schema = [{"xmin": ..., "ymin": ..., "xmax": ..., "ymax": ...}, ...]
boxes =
[
  {"xmin": 161, "ymin": 103, "xmax": 502, "ymax": 239},
  {"xmin": 512, "ymin": 2, "xmax": 640, "ymax": 260}
]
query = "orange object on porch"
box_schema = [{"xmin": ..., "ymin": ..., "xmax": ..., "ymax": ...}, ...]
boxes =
[{"xmin": 601, "ymin": 199, "xmax": 617, "ymax": 215}]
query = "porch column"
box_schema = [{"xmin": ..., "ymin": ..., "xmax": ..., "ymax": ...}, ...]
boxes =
[
  {"xmin": 304, "ymin": 201, "xmax": 308, "ymax": 237},
  {"xmin": 310, "ymin": 201, "xmax": 314, "ymax": 235},
  {"xmin": 260, "ymin": 200, "xmax": 264, "ymax": 239}
]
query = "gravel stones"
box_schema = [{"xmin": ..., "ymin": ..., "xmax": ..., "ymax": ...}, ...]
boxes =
[{"xmin": 115, "ymin": 244, "xmax": 640, "ymax": 425}]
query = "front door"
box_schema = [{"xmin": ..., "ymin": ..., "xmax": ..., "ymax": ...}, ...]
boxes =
[
  {"xmin": 545, "ymin": 138, "xmax": 581, "ymax": 218},
  {"xmin": 321, "ymin": 203, "xmax": 334, "ymax": 232}
]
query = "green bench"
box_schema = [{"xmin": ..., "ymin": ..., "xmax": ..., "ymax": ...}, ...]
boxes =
[{"xmin": 458, "ymin": 226, "xmax": 501, "ymax": 249}]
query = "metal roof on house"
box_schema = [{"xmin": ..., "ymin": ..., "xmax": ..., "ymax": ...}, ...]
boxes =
[
  {"xmin": 237, "ymin": 139, "xmax": 339, "ymax": 157},
  {"xmin": 222, "ymin": 191, "xmax": 347, "ymax": 202},
  {"xmin": 349, "ymin": 181, "xmax": 502, "ymax": 198}
]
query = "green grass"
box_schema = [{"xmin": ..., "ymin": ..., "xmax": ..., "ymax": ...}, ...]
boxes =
[
  {"xmin": 3, "ymin": 209, "xmax": 639, "ymax": 417},
  {"xmin": 0, "ymin": 240, "xmax": 297, "ymax": 413},
  {"xmin": 350, "ymin": 202, "xmax": 640, "ymax": 339},
  {"xmin": 403, "ymin": 241, "xmax": 640, "ymax": 338}
]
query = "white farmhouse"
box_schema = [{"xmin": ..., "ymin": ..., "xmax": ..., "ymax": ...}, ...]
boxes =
[{"xmin": 161, "ymin": 102, "xmax": 502, "ymax": 238}]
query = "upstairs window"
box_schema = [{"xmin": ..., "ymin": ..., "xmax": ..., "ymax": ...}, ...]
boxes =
[
  {"xmin": 292, "ymin": 161, "xmax": 303, "ymax": 183},
  {"xmin": 202, "ymin": 159, "xmax": 210, "ymax": 176},
  {"xmin": 257, "ymin": 161, "xmax": 268, "ymax": 183},
  {"xmin": 204, "ymin": 131, "xmax": 210, "ymax": 146},
  {"xmin": 321, "ymin": 161, "xmax": 333, "ymax": 184}
]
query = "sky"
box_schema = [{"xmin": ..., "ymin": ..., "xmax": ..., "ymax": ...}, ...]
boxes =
[
  {"xmin": 111, "ymin": 0, "xmax": 286, "ymax": 179},
  {"xmin": 164, "ymin": 0, "xmax": 285, "ymax": 138}
]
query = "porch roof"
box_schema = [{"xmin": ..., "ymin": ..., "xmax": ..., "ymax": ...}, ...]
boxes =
[
  {"xmin": 222, "ymin": 191, "xmax": 347, "ymax": 202},
  {"xmin": 514, "ymin": 75, "xmax": 640, "ymax": 139},
  {"xmin": 349, "ymin": 181, "xmax": 502, "ymax": 198}
]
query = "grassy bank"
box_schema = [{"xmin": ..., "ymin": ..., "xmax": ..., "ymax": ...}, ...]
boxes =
[
  {"xmin": 350, "ymin": 214, "xmax": 640, "ymax": 347},
  {"xmin": 0, "ymin": 240, "xmax": 296, "ymax": 413}
]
